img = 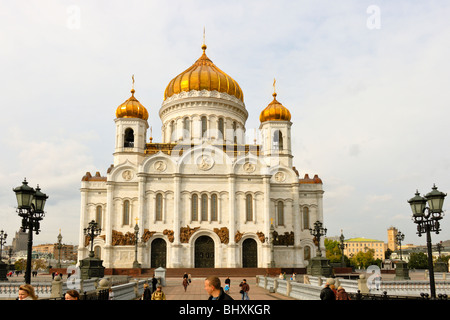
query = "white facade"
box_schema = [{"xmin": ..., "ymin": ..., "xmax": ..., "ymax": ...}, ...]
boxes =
[{"xmin": 78, "ymin": 48, "xmax": 325, "ymax": 269}]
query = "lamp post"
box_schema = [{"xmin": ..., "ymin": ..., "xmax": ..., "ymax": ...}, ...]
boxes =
[
  {"xmin": 133, "ymin": 219, "xmax": 141, "ymax": 268},
  {"xmin": 84, "ymin": 220, "xmax": 101, "ymax": 258},
  {"xmin": 0, "ymin": 230, "xmax": 7, "ymax": 281},
  {"xmin": 13, "ymin": 179, "xmax": 48, "ymax": 284},
  {"xmin": 56, "ymin": 230, "xmax": 63, "ymax": 268},
  {"xmin": 339, "ymin": 229, "xmax": 347, "ymax": 267},
  {"xmin": 396, "ymin": 231, "xmax": 405, "ymax": 261},
  {"xmin": 310, "ymin": 221, "xmax": 327, "ymax": 257},
  {"xmin": 435, "ymin": 241, "xmax": 448, "ymax": 272},
  {"xmin": 394, "ymin": 230, "xmax": 410, "ymax": 280},
  {"xmin": 307, "ymin": 220, "xmax": 332, "ymax": 277},
  {"xmin": 0, "ymin": 230, "xmax": 6, "ymax": 261},
  {"xmin": 79, "ymin": 220, "xmax": 104, "ymax": 279},
  {"xmin": 408, "ymin": 184, "xmax": 447, "ymax": 299}
]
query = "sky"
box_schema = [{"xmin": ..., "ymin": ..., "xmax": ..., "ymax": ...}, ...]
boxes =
[{"xmin": 1, "ymin": 1, "xmax": 450, "ymax": 248}]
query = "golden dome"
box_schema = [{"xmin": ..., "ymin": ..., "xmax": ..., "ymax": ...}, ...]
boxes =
[
  {"xmin": 116, "ymin": 87, "xmax": 149, "ymax": 121},
  {"xmin": 164, "ymin": 44, "xmax": 244, "ymax": 102},
  {"xmin": 259, "ymin": 92, "xmax": 291, "ymax": 122}
]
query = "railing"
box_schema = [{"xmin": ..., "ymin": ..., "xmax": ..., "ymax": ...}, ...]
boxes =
[
  {"xmin": 256, "ymin": 275, "xmax": 450, "ymax": 300},
  {"xmin": 0, "ymin": 282, "xmax": 53, "ymax": 300},
  {"xmin": 0, "ymin": 276, "xmax": 149, "ymax": 300}
]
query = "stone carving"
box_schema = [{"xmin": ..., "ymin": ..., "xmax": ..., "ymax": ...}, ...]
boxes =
[
  {"xmin": 213, "ymin": 227, "xmax": 229, "ymax": 244},
  {"xmin": 256, "ymin": 232, "xmax": 265, "ymax": 243},
  {"xmin": 197, "ymin": 155, "xmax": 214, "ymax": 170},
  {"xmin": 122, "ymin": 170, "xmax": 133, "ymax": 180},
  {"xmin": 154, "ymin": 160, "xmax": 166, "ymax": 172},
  {"xmin": 112, "ymin": 230, "xmax": 136, "ymax": 246},
  {"xmin": 235, "ymin": 231, "xmax": 244, "ymax": 243},
  {"xmin": 273, "ymin": 231, "xmax": 295, "ymax": 246},
  {"xmin": 243, "ymin": 162, "xmax": 256, "ymax": 173},
  {"xmin": 163, "ymin": 229, "xmax": 174, "ymax": 243},
  {"xmin": 274, "ymin": 171, "xmax": 285, "ymax": 182},
  {"xmin": 141, "ymin": 229, "xmax": 156, "ymax": 243},
  {"xmin": 180, "ymin": 225, "xmax": 200, "ymax": 243}
]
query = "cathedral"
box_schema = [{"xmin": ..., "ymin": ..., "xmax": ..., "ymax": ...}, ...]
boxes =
[{"xmin": 78, "ymin": 40, "xmax": 325, "ymax": 269}]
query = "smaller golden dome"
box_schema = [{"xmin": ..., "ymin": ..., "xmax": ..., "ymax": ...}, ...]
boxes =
[
  {"xmin": 116, "ymin": 87, "xmax": 149, "ymax": 121},
  {"xmin": 259, "ymin": 92, "xmax": 291, "ymax": 122}
]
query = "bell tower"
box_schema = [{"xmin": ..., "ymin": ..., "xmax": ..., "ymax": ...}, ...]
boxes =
[
  {"xmin": 259, "ymin": 81, "xmax": 293, "ymax": 168},
  {"xmin": 114, "ymin": 76, "xmax": 149, "ymax": 166}
]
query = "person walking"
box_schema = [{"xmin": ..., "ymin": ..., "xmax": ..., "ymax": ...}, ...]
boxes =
[
  {"xmin": 320, "ymin": 280, "xmax": 336, "ymax": 301},
  {"xmin": 239, "ymin": 279, "xmax": 250, "ymax": 300},
  {"xmin": 204, "ymin": 276, "xmax": 233, "ymax": 300},
  {"xmin": 183, "ymin": 277, "xmax": 189, "ymax": 292},
  {"xmin": 151, "ymin": 285, "xmax": 166, "ymax": 300},
  {"xmin": 336, "ymin": 286, "xmax": 351, "ymax": 300},
  {"xmin": 17, "ymin": 284, "xmax": 38, "ymax": 300},
  {"xmin": 65, "ymin": 290, "xmax": 80, "ymax": 300},
  {"xmin": 142, "ymin": 283, "xmax": 152, "ymax": 300},
  {"xmin": 151, "ymin": 275, "xmax": 158, "ymax": 293}
]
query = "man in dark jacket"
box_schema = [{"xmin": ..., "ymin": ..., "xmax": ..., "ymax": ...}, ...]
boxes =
[
  {"xmin": 320, "ymin": 282, "xmax": 336, "ymax": 301},
  {"xmin": 205, "ymin": 276, "xmax": 233, "ymax": 300}
]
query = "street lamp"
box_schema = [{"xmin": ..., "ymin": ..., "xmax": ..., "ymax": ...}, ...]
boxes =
[
  {"xmin": 310, "ymin": 221, "xmax": 327, "ymax": 257},
  {"xmin": 339, "ymin": 229, "xmax": 347, "ymax": 267},
  {"xmin": 396, "ymin": 231, "xmax": 405, "ymax": 261},
  {"xmin": 13, "ymin": 179, "xmax": 48, "ymax": 284},
  {"xmin": 133, "ymin": 219, "xmax": 141, "ymax": 268},
  {"xmin": 84, "ymin": 220, "xmax": 101, "ymax": 258},
  {"xmin": 307, "ymin": 220, "xmax": 332, "ymax": 277},
  {"xmin": 56, "ymin": 230, "xmax": 63, "ymax": 268},
  {"xmin": 0, "ymin": 230, "xmax": 7, "ymax": 261},
  {"xmin": 394, "ymin": 230, "xmax": 410, "ymax": 280},
  {"xmin": 408, "ymin": 184, "xmax": 446, "ymax": 299},
  {"xmin": 0, "ymin": 230, "xmax": 7, "ymax": 281}
]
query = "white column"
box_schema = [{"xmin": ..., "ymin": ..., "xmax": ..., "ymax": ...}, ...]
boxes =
[
  {"xmin": 227, "ymin": 174, "xmax": 237, "ymax": 267},
  {"xmin": 138, "ymin": 176, "xmax": 145, "ymax": 231}
]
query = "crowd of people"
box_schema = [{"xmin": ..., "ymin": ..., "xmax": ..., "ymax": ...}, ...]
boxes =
[{"xmin": 14, "ymin": 273, "xmax": 352, "ymax": 301}]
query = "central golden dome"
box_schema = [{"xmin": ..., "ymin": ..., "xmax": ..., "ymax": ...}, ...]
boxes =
[{"xmin": 164, "ymin": 44, "xmax": 244, "ymax": 102}]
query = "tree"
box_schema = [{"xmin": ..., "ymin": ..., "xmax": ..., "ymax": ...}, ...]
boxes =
[
  {"xmin": 325, "ymin": 238, "xmax": 342, "ymax": 263},
  {"xmin": 408, "ymin": 252, "xmax": 428, "ymax": 269},
  {"xmin": 351, "ymin": 249, "xmax": 376, "ymax": 269}
]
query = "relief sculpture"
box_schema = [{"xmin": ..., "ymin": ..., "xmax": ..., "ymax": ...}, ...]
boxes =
[
  {"xmin": 180, "ymin": 225, "xmax": 200, "ymax": 243},
  {"xmin": 112, "ymin": 230, "xmax": 136, "ymax": 246},
  {"xmin": 163, "ymin": 229, "xmax": 174, "ymax": 243},
  {"xmin": 213, "ymin": 227, "xmax": 229, "ymax": 244}
]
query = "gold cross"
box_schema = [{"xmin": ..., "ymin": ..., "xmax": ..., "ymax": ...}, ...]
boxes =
[{"xmin": 135, "ymin": 217, "xmax": 139, "ymax": 225}]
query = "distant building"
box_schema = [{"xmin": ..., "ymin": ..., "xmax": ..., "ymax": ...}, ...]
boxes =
[
  {"xmin": 387, "ymin": 226, "xmax": 398, "ymax": 252},
  {"xmin": 33, "ymin": 243, "xmax": 77, "ymax": 261},
  {"xmin": 344, "ymin": 237, "xmax": 386, "ymax": 261},
  {"xmin": 11, "ymin": 230, "xmax": 28, "ymax": 252}
]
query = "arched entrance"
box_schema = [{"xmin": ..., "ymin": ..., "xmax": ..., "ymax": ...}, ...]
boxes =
[
  {"xmin": 242, "ymin": 238, "xmax": 257, "ymax": 268},
  {"xmin": 151, "ymin": 238, "xmax": 166, "ymax": 268},
  {"xmin": 195, "ymin": 236, "xmax": 214, "ymax": 268}
]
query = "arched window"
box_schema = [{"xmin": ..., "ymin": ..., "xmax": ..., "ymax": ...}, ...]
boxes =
[
  {"xmin": 273, "ymin": 130, "xmax": 283, "ymax": 150},
  {"xmin": 303, "ymin": 207, "xmax": 310, "ymax": 230},
  {"xmin": 211, "ymin": 194, "xmax": 218, "ymax": 221},
  {"xmin": 155, "ymin": 194, "xmax": 163, "ymax": 221},
  {"xmin": 96, "ymin": 205, "xmax": 102, "ymax": 228},
  {"xmin": 191, "ymin": 194, "xmax": 198, "ymax": 221},
  {"xmin": 218, "ymin": 118, "xmax": 224, "ymax": 140},
  {"xmin": 123, "ymin": 200, "xmax": 130, "ymax": 225},
  {"xmin": 124, "ymin": 128, "xmax": 134, "ymax": 147},
  {"xmin": 233, "ymin": 121, "xmax": 237, "ymax": 143},
  {"xmin": 201, "ymin": 116, "xmax": 207, "ymax": 138},
  {"xmin": 277, "ymin": 201, "xmax": 284, "ymax": 225},
  {"xmin": 183, "ymin": 117, "xmax": 190, "ymax": 139},
  {"xmin": 201, "ymin": 194, "xmax": 208, "ymax": 221},
  {"xmin": 246, "ymin": 194, "xmax": 253, "ymax": 221}
]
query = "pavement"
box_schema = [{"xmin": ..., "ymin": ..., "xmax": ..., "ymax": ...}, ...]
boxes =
[{"xmin": 161, "ymin": 277, "xmax": 297, "ymax": 300}]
